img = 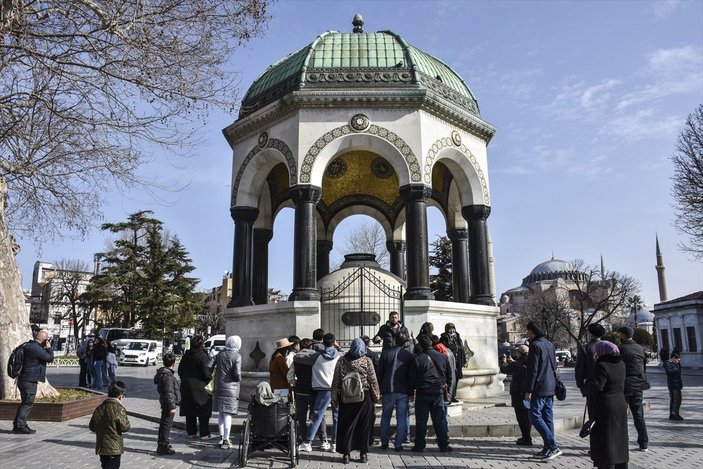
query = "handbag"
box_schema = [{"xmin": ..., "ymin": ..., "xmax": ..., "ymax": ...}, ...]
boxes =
[
  {"xmin": 204, "ymin": 367, "xmax": 217, "ymax": 395},
  {"xmin": 579, "ymin": 403, "xmax": 595, "ymax": 438},
  {"xmin": 551, "ymin": 357, "xmax": 566, "ymax": 401}
]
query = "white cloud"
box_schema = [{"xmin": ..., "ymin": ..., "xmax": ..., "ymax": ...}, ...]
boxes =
[
  {"xmin": 602, "ymin": 109, "xmax": 683, "ymax": 141},
  {"xmin": 579, "ymin": 79, "xmax": 621, "ymax": 110},
  {"xmin": 652, "ymin": 0, "xmax": 684, "ymax": 18}
]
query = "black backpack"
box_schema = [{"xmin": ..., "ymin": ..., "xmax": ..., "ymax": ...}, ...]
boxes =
[{"xmin": 7, "ymin": 342, "xmax": 27, "ymax": 379}]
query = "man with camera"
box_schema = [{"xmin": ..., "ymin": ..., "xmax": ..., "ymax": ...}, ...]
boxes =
[{"xmin": 13, "ymin": 328, "xmax": 54, "ymax": 434}]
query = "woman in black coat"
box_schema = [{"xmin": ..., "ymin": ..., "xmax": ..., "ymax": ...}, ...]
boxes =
[
  {"xmin": 588, "ymin": 340, "xmax": 628, "ymax": 469},
  {"xmin": 178, "ymin": 335, "xmax": 214, "ymax": 438},
  {"xmin": 504, "ymin": 344, "xmax": 532, "ymax": 445}
]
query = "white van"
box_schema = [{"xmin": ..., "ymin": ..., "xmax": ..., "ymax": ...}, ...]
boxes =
[
  {"xmin": 204, "ymin": 334, "xmax": 226, "ymax": 352},
  {"xmin": 118, "ymin": 339, "xmax": 160, "ymax": 366}
]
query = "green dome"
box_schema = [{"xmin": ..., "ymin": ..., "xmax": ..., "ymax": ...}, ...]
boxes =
[{"xmin": 239, "ymin": 29, "xmax": 480, "ymax": 118}]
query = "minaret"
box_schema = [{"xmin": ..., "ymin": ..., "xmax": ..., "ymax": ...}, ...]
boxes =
[
  {"xmin": 600, "ymin": 253, "xmax": 605, "ymax": 278},
  {"xmin": 656, "ymin": 234, "xmax": 668, "ymax": 302}
]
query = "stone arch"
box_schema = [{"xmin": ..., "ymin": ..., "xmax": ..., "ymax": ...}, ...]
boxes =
[
  {"xmin": 324, "ymin": 205, "xmax": 394, "ymax": 243},
  {"xmin": 300, "ymin": 123, "xmax": 420, "ymax": 186},
  {"xmin": 424, "ymin": 136, "xmax": 490, "ymax": 206},
  {"xmin": 231, "ymin": 137, "xmax": 296, "ymax": 207}
]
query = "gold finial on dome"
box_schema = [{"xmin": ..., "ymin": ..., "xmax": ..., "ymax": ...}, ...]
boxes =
[{"xmin": 352, "ymin": 13, "xmax": 364, "ymax": 33}]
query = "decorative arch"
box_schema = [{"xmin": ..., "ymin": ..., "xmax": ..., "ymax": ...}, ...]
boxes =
[
  {"xmin": 424, "ymin": 136, "xmax": 490, "ymax": 206},
  {"xmin": 231, "ymin": 137, "xmax": 296, "ymax": 207},
  {"xmin": 324, "ymin": 205, "xmax": 394, "ymax": 242},
  {"xmin": 300, "ymin": 124, "xmax": 421, "ymax": 186}
]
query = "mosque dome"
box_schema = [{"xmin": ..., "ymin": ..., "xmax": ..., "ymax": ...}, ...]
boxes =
[
  {"xmin": 239, "ymin": 15, "xmax": 480, "ymax": 119},
  {"xmin": 521, "ymin": 257, "xmax": 587, "ymax": 285},
  {"xmin": 629, "ymin": 308, "xmax": 654, "ymax": 325}
]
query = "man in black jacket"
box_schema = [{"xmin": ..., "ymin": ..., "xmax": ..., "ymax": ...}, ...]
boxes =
[
  {"xmin": 288, "ymin": 339, "xmax": 329, "ymax": 450},
  {"xmin": 575, "ymin": 323, "xmax": 605, "ymax": 419},
  {"xmin": 523, "ymin": 322, "xmax": 561, "ymax": 461},
  {"xmin": 13, "ymin": 328, "xmax": 54, "ymax": 434},
  {"xmin": 377, "ymin": 332, "xmax": 413, "ymax": 451},
  {"xmin": 408, "ymin": 334, "xmax": 452, "ymax": 453},
  {"xmin": 618, "ymin": 326, "xmax": 649, "ymax": 451},
  {"xmin": 373, "ymin": 311, "xmax": 412, "ymax": 351},
  {"xmin": 504, "ymin": 344, "xmax": 532, "ymax": 445}
]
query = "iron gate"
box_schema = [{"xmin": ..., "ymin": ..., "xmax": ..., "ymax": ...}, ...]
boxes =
[{"xmin": 320, "ymin": 266, "xmax": 404, "ymax": 349}]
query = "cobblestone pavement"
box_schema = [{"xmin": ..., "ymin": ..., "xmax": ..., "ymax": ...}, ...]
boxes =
[{"xmin": 0, "ymin": 366, "xmax": 700, "ymax": 468}]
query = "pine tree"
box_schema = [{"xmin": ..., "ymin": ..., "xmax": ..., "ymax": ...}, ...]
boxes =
[{"xmin": 429, "ymin": 236, "xmax": 453, "ymax": 301}]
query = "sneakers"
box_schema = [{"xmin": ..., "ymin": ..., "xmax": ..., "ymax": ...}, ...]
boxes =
[
  {"xmin": 669, "ymin": 414, "xmax": 684, "ymax": 421},
  {"xmin": 639, "ymin": 445, "xmax": 649, "ymax": 452},
  {"xmin": 541, "ymin": 447, "xmax": 562, "ymax": 460},
  {"xmin": 221, "ymin": 439, "xmax": 232, "ymax": 450},
  {"xmin": 516, "ymin": 437, "xmax": 533, "ymax": 446},
  {"xmin": 439, "ymin": 446, "xmax": 453, "ymax": 453},
  {"xmin": 217, "ymin": 437, "xmax": 224, "ymax": 446},
  {"xmin": 531, "ymin": 448, "xmax": 549, "ymax": 458},
  {"xmin": 297, "ymin": 442, "xmax": 312, "ymax": 453},
  {"xmin": 320, "ymin": 440, "xmax": 331, "ymax": 451},
  {"xmin": 394, "ymin": 446, "xmax": 404, "ymax": 452},
  {"xmin": 331, "ymin": 443, "xmax": 336, "ymax": 453},
  {"xmin": 186, "ymin": 434, "xmax": 198, "ymax": 439},
  {"xmin": 381, "ymin": 443, "xmax": 389, "ymax": 450},
  {"xmin": 201, "ymin": 433, "xmax": 219, "ymax": 440},
  {"xmin": 156, "ymin": 445, "xmax": 176, "ymax": 455},
  {"xmin": 12, "ymin": 427, "xmax": 36, "ymax": 434}
]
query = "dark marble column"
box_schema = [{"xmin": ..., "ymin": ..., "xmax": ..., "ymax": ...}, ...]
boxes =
[
  {"xmin": 228, "ymin": 206, "xmax": 259, "ymax": 308},
  {"xmin": 447, "ymin": 228, "xmax": 470, "ymax": 303},
  {"xmin": 317, "ymin": 240, "xmax": 333, "ymax": 280},
  {"xmin": 253, "ymin": 228, "xmax": 273, "ymax": 305},
  {"xmin": 386, "ymin": 240, "xmax": 406, "ymax": 280},
  {"xmin": 400, "ymin": 184, "xmax": 434, "ymax": 300},
  {"xmin": 288, "ymin": 185, "xmax": 321, "ymax": 301},
  {"xmin": 462, "ymin": 204, "xmax": 495, "ymax": 306}
]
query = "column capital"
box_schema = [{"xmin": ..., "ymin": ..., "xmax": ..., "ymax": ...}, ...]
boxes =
[
  {"xmin": 462, "ymin": 204, "xmax": 491, "ymax": 221},
  {"xmin": 386, "ymin": 240, "xmax": 407, "ymax": 252},
  {"xmin": 318, "ymin": 240, "xmax": 334, "ymax": 253},
  {"xmin": 446, "ymin": 228, "xmax": 469, "ymax": 242},
  {"xmin": 253, "ymin": 228, "xmax": 274, "ymax": 243},
  {"xmin": 230, "ymin": 206, "xmax": 259, "ymax": 223},
  {"xmin": 399, "ymin": 183, "xmax": 432, "ymax": 202},
  {"xmin": 290, "ymin": 184, "xmax": 321, "ymax": 204}
]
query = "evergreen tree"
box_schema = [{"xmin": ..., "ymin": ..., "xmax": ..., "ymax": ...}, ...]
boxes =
[{"xmin": 429, "ymin": 236, "xmax": 453, "ymax": 301}]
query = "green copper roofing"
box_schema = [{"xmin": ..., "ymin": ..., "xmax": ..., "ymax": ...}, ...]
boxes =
[{"xmin": 240, "ymin": 29, "xmax": 480, "ymax": 118}]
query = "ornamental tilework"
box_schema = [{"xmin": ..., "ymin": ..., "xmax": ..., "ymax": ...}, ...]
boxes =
[
  {"xmin": 423, "ymin": 136, "xmax": 490, "ymax": 205},
  {"xmin": 231, "ymin": 138, "xmax": 297, "ymax": 206}
]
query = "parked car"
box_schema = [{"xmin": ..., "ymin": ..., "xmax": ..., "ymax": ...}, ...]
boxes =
[
  {"xmin": 118, "ymin": 339, "xmax": 160, "ymax": 366},
  {"xmin": 555, "ymin": 350, "xmax": 572, "ymax": 363}
]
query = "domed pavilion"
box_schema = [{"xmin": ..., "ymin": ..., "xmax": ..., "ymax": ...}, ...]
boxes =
[{"xmin": 223, "ymin": 15, "xmax": 502, "ymax": 398}]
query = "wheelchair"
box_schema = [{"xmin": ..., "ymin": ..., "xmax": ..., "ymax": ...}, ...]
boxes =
[{"xmin": 238, "ymin": 397, "xmax": 298, "ymax": 467}]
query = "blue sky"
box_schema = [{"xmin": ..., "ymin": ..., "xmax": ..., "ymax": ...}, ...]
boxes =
[{"xmin": 16, "ymin": 0, "xmax": 703, "ymax": 307}]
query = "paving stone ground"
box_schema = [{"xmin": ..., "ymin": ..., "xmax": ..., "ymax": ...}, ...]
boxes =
[{"xmin": 1, "ymin": 364, "xmax": 701, "ymax": 468}]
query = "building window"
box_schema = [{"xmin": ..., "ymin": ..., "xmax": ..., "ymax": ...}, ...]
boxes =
[
  {"xmin": 687, "ymin": 326, "xmax": 698, "ymax": 353},
  {"xmin": 673, "ymin": 328, "xmax": 683, "ymax": 352},
  {"xmin": 660, "ymin": 328, "xmax": 669, "ymax": 350}
]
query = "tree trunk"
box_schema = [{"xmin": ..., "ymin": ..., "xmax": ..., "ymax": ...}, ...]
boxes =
[{"xmin": 0, "ymin": 177, "xmax": 33, "ymax": 400}]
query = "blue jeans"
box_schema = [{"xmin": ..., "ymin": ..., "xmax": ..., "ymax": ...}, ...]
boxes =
[
  {"xmin": 528, "ymin": 396, "xmax": 557, "ymax": 450},
  {"xmin": 305, "ymin": 390, "xmax": 338, "ymax": 444},
  {"xmin": 414, "ymin": 393, "xmax": 449, "ymax": 450},
  {"xmin": 625, "ymin": 391, "xmax": 648, "ymax": 447},
  {"xmin": 380, "ymin": 393, "xmax": 409, "ymax": 448},
  {"xmin": 92, "ymin": 360, "xmax": 104, "ymax": 389}
]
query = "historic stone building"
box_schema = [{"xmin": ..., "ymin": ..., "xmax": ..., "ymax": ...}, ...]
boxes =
[{"xmin": 223, "ymin": 15, "xmax": 502, "ymax": 398}]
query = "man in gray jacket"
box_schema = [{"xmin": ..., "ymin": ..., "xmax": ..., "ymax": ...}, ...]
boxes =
[{"xmin": 618, "ymin": 326, "xmax": 649, "ymax": 451}]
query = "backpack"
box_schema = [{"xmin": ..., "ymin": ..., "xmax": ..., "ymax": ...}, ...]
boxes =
[
  {"xmin": 7, "ymin": 342, "xmax": 27, "ymax": 379},
  {"xmin": 340, "ymin": 371, "xmax": 364, "ymax": 404}
]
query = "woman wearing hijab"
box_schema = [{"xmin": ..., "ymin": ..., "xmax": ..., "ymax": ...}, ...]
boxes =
[
  {"xmin": 213, "ymin": 336, "xmax": 242, "ymax": 449},
  {"xmin": 331, "ymin": 338, "xmax": 380, "ymax": 464},
  {"xmin": 588, "ymin": 340, "xmax": 628, "ymax": 469},
  {"xmin": 178, "ymin": 335, "xmax": 215, "ymax": 439}
]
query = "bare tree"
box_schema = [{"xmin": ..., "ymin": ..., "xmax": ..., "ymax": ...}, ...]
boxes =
[
  {"xmin": 49, "ymin": 259, "xmax": 93, "ymax": 352},
  {"xmin": 671, "ymin": 104, "xmax": 703, "ymax": 259},
  {"xmin": 0, "ymin": 0, "xmax": 271, "ymax": 399},
  {"xmin": 341, "ymin": 221, "xmax": 389, "ymax": 268},
  {"xmin": 522, "ymin": 289, "xmax": 571, "ymax": 349}
]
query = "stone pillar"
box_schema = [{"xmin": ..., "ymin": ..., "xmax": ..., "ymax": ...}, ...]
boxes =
[
  {"xmin": 228, "ymin": 206, "xmax": 259, "ymax": 307},
  {"xmin": 400, "ymin": 184, "xmax": 434, "ymax": 300},
  {"xmin": 447, "ymin": 228, "xmax": 470, "ymax": 303},
  {"xmin": 386, "ymin": 240, "xmax": 406, "ymax": 280},
  {"xmin": 253, "ymin": 228, "xmax": 273, "ymax": 305},
  {"xmin": 288, "ymin": 185, "xmax": 321, "ymax": 301},
  {"xmin": 317, "ymin": 240, "xmax": 333, "ymax": 280},
  {"xmin": 462, "ymin": 204, "xmax": 495, "ymax": 306}
]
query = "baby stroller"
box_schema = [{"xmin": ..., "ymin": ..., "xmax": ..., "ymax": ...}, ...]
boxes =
[{"xmin": 238, "ymin": 383, "xmax": 298, "ymax": 467}]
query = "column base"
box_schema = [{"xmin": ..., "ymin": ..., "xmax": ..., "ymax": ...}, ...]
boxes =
[
  {"xmin": 227, "ymin": 297, "xmax": 255, "ymax": 308},
  {"xmin": 469, "ymin": 294, "xmax": 496, "ymax": 306},
  {"xmin": 288, "ymin": 288, "xmax": 321, "ymax": 302},
  {"xmin": 403, "ymin": 287, "xmax": 435, "ymax": 301}
]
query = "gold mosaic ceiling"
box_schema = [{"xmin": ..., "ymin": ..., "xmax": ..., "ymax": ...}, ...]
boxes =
[{"xmin": 321, "ymin": 150, "xmax": 399, "ymax": 205}]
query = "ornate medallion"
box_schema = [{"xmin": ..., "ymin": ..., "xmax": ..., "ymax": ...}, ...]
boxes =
[
  {"xmin": 451, "ymin": 130, "xmax": 462, "ymax": 147},
  {"xmin": 350, "ymin": 113, "xmax": 370, "ymax": 132},
  {"xmin": 257, "ymin": 131, "xmax": 269, "ymax": 148},
  {"xmin": 325, "ymin": 158, "xmax": 347, "ymax": 179},
  {"xmin": 371, "ymin": 157, "xmax": 394, "ymax": 179}
]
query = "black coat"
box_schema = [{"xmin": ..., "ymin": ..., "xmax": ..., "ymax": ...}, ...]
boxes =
[
  {"xmin": 507, "ymin": 356, "xmax": 527, "ymax": 396},
  {"xmin": 178, "ymin": 348, "xmax": 212, "ymax": 417},
  {"xmin": 588, "ymin": 355, "xmax": 628, "ymax": 466},
  {"xmin": 19, "ymin": 340, "xmax": 54, "ymax": 383},
  {"xmin": 575, "ymin": 338, "xmax": 600, "ymax": 395},
  {"xmin": 440, "ymin": 332, "xmax": 467, "ymax": 379},
  {"xmin": 619, "ymin": 340, "xmax": 649, "ymax": 394},
  {"xmin": 407, "ymin": 349, "xmax": 452, "ymax": 396},
  {"xmin": 522, "ymin": 336, "xmax": 557, "ymax": 397}
]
